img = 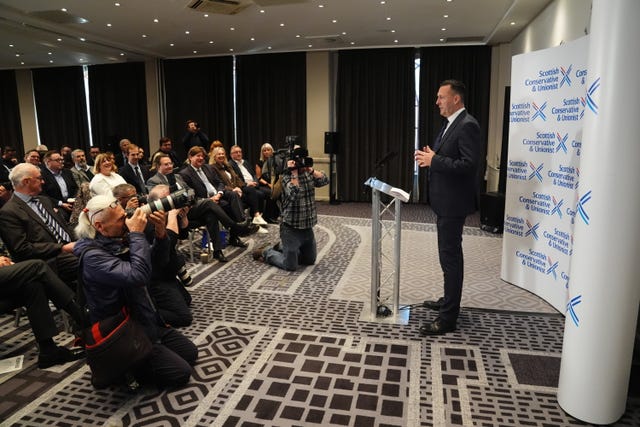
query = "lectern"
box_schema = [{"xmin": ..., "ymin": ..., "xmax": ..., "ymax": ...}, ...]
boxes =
[{"xmin": 364, "ymin": 177, "xmax": 410, "ymax": 324}]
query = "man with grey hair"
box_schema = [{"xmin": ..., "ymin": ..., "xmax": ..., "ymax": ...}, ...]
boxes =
[
  {"xmin": 70, "ymin": 148, "xmax": 94, "ymax": 188},
  {"xmin": 0, "ymin": 163, "xmax": 77, "ymax": 286},
  {"xmin": 74, "ymin": 195, "xmax": 197, "ymax": 388}
]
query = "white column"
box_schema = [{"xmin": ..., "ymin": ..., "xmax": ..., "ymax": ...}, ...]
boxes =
[{"xmin": 557, "ymin": 0, "xmax": 640, "ymax": 424}]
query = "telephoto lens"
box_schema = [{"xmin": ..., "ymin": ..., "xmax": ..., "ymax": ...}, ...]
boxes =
[{"xmin": 126, "ymin": 188, "xmax": 195, "ymax": 217}]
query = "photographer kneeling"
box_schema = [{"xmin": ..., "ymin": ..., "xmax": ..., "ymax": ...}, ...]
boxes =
[
  {"xmin": 253, "ymin": 152, "xmax": 328, "ymax": 271},
  {"xmin": 74, "ymin": 195, "xmax": 197, "ymax": 389}
]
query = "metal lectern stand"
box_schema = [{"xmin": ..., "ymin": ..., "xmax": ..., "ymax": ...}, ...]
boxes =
[{"xmin": 364, "ymin": 177, "xmax": 410, "ymax": 325}]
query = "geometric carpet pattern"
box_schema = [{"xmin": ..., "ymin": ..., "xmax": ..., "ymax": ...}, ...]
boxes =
[
  {"xmin": 1, "ymin": 210, "xmax": 639, "ymax": 426},
  {"xmin": 331, "ymin": 222, "xmax": 557, "ymax": 314}
]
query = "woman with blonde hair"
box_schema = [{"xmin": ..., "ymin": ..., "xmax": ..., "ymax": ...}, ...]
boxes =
[{"xmin": 89, "ymin": 153, "xmax": 127, "ymax": 197}]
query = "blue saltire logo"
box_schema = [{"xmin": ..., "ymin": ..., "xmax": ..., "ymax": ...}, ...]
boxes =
[
  {"xmin": 525, "ymin": 219, "xmax": 540, "ymax": 240},
  {"xmin": 556, "ymin": 132, "xmax": 568, "ymax": 153},
  {"xmin": 560, "ymin": 65, "xmax": 573, "ymax": 87},
  {"xmin": 528, "ymin": 162, "xmax": 544, "ymax": 182},
  {"xmin": 586, "ymin": 77, "xmax": 600, "ymax": 114},
  {"xmin": 532, "ymin": 101, "xmax": 548, "ymax": 121},
  {"xmin": 577, "ymin": 190, "xmax": 592, "ymax": 225},
  {"xmin": 567, "ymin": 294, "xmax": 582, "ymax": 327},
  {"xmin": 551, "ymin": 196, "xmax": 563, "ymax": 218}
]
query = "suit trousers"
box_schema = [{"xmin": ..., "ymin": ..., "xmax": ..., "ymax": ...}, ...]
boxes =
[
  {"xmin": 137, "ymin": 327, "xmax": 198, "ymax": 388},
  {"xmin": 0, "ymin": 259, "xmax": 75, "ymax": 341},
  {"xmin": 436, "ymin": 215, "xmax": 466, "ymax": 325}
]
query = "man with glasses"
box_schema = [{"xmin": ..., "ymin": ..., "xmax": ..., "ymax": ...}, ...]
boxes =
[
  {"xmin": 40, "ymin": 150, "xmax": 78, "ymax": 221},
  {"xmin": 0, "ymin": 163, "xmax": 78, "ymax": 286}
]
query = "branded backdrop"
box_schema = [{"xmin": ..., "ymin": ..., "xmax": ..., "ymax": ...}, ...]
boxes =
[{"xmin": 501, "ymin": 36, "xmax": 588, "ymax": 312}]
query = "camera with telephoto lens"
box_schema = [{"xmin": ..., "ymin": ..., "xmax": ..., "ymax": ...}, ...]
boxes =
[
  {"xmin": 136, "ymin": 194, "xmax": 148, "ymax": 205},
  {"xmin": 126, "ymin": 188, "xmax": 195, "ymax": 217}
]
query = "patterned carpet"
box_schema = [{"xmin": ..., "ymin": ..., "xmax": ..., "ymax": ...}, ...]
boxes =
[{"xmin": 1, "ymin": 203, "xmax": 639, "ymax": 426}]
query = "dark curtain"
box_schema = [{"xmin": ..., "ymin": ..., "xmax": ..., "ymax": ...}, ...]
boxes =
[
  {"xmin": 163, "ymin": 56, "xmax": 234, "ymax": 161},
  {"xmin": 418, "ymin": 46, "xmax": 492, "ymax": 202},
  {"xmin": 88, "ymin": 62, "xmax": 148, "ymax": 155},
  {"xmin": 336, "ymin": 48, "xmax": 415, "ymax": 202},
  {"xmin": 32, "ymin": 66, "xmax": 90, "ymax": 151},
  {"xmin": 0, "ymin": 70, "xmax": 24, "ymax": 158},
  {"xmin": 236, "ymin": 53, "xmax": 306, "ymax": 168}
]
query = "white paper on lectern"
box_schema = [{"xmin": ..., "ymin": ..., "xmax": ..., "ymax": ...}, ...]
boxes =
[{"xmin": 364, "ymin": 177, "xmax": 410, "ymax": 202}]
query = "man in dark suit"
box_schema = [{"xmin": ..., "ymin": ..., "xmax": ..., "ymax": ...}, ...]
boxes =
[
  {"xmin": 119, "ymin": 143, "xmax": 150, "ymax": 195},
  {"xmin": 0, "ymin": 163, "xmax": 78, "ymax": 286},
  {"xmin": 40, "ymin": 150, "xmax": 78, "ymax": 221},
  {"xmin": 148, "ymin": 154, "xmax": 254, "ymax": 260},
  {"xmin": 179, "ymin": 146, "xmax": 247, "ymax": 222},
  {"xmin": 115, "ymin": 139, "xmax": 130, "ymax": 168},
  {"xmin": 414, "ymin": 79, "xmax": 481, "ymax": 336}
]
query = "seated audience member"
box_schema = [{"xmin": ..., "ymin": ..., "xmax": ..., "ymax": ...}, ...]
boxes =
[
  {"xmin": 0, "ymin": 163, "xmax": 78, "ymax": 285},
  {"xmin": 0, "ymin": 151, "xmax": 11, "ymax": 183},
  {"xmin": 89, "ymin": 153, "xmax": 127, "ymax": 197},
  {"xmin": 2, "ymin": 146, "xmax": 18, "ymax": 170},
  {"xmin": 40, "ymin": 150, "xmax": 78, "ymax": 222},
  {"xmin": 150, "ymin": 137, "xmax": 180, "ymax": 172},
  {"xmin": 115, "ymin": 138, "xmax": 131, "ymax": 168},
  {"xmin": 0, "ymin": 249, "xmax": 86, "ymax": 368},
  {"xmin": 228, "ymin": 144, "xmax": 273, "ymax": 225},
  {"xmin": 60, "ymin": 145, "xmax": 74, "ymax": 169},
  {"xmin": 180, "ymin": 146, "xmax": 246, "ymax": 224},
  {"xmin": 87, "ymin": 146, "xmax": 100, "ymax": 167},
  {"xmin": 145, "ymin": 184, "xmax": 193, "ymax": 326},
  {"xmin": 148, "ymin": 154, "xmax": 255, "ymax": 260},
  {"xmin": 118, "ymin": 143, "xmax": 150, "ymax": 195},
  {"xmin": 254, "ymin": 143, "xmax": 280, "ymax": 223},
  {"xmin": 36, "ymin": 144, "xmax": 49, "ymax": 160},
  {"xmin": 138, "ymin": 147, "xmax": 149, "ymax": 168},
  {"xmin": 74, "ymin": 195, "xmax": 197, "ymax": 388},
  {"xmin": 70, "ymin": 149, "xmax": 94, "ymax": 188},
  {"xmin": 207, "ymin": 140, "xmax": 224, "ymax": 162},
  {"xmin": 0, "ymin": 181, "xmax": 12, "ymax": 208},
  {"xmin": 24, "ymin": 149, "xmax": 42, "ymax": 166}
]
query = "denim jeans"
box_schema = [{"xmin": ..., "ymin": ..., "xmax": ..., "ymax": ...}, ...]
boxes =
[{"xmin": 263, "ymin": 223, "xmax": 316, "ymax": 271}]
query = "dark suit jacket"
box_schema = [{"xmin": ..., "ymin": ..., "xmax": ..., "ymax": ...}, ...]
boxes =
[
  {"xmin": 40, "ymin": 166, "xmax": 78, "ymax": 206},
  {"xmin": 146, "ymin": 172, "xmax": 189, "ymax": 194},
  {"xmin": 0, "ymin": 194, "xmax": 74, "ymax": 261},
  {"xmin": 428, "ymin": 110, "xmax": 481, "ymax": 217},
  {"xmin": 120, "ymin": 163, "xmax": 151, "ymax": 194},
  {"xmin": 178, "ymin": 165, "xmax": 225, "ymax": 199}
]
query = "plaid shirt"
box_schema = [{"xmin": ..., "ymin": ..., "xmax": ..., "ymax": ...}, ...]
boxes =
[{"xmin": 281, "ymin": 169, "xmax": 329, "ymax": 229}]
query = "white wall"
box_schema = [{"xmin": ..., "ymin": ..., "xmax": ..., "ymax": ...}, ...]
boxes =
[{"xmin": 485, "ymin": 0, "xmax": 592, "ymax": 192}]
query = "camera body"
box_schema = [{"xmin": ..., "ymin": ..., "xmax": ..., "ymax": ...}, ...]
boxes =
[{"xmin": 136, "ymin": 194, "xmax": 148, "ymax": 205}]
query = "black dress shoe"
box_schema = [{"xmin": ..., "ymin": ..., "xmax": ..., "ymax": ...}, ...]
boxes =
[
  {"xmin": 213, "ymin": 250, "xmax": 228, "ymax": 262},
  {"xmin": 228, "ymin": 236, "xmax": 248, "ymax": 248},
  {"xmin": 423, "ymin": 297, "xmax": 444, "ymax": 310},
  {"xmin": 38, "ymin": 346, "xmax": 86, "ymax": 369},
  {"xmin": 419, "ymin": 318, "xmax": 456, "ymax": 336}
]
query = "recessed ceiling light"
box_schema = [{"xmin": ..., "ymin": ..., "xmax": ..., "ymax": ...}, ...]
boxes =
[
  {"xmin": 267, "ymin": 46, "xmax": 272, "ymax": 50},
  {"xmin": 332, "ymin": 19, "xmax": 337, "ymax": 23},
  {"xmin": 308, "ymin": 44, "xmax": 313, "ymax": 48},
  {"xmin": 153, "ymin": 18, "xmax": 159, "ymax": 23},
  {"xmin": 386, "ymin": 17, "xmax": 391, "ymax": 21},
  {"xmin": 193, "ymin": 50, "xmax": 197, "ymax": 54},
  {"xmin": 380, "ymin": 1, "xmax": 386, "ymax": 4},
  {"xmin": 350, "ymin": 41, "xmax": 355, "ymax": 45},
  {"xmin": 20, "ymin": 61, "xmax": 24, "ymax": 65},
  {"xmin": 296, "ymin": 34, "xmax": 301, "ymax": 38},
  {"xmin": 229, "ymin": 48, "xmax": 234, "ymax": 52},
  {"xmin": 318, "ymin": 4, "xmax": 324, "ymax": 8},
  {"xmin": 185, "ymin": 30, "xmax": 190, "ymax": 34},
  {"xmin": 115, "ymin": 2, "xmax": 120, "ymax": 6},
  {"xmin": 107, "ymin": 23, "xmax": 112, "ymax": 27},
  {"xmin": 47, "ymin": 52, "xmax": 52, "ymax": 55},
  {"xmin": 441, "ymin": 28, "xmax": 446, "ymax": 31},
  {"xmin": 142, "ymin": 34, "xmax": 147, "ymax": 38},
  {"xmin": 280, "ymin": 23, "xmax": 285, "ymax": 27},
  {"xmin": 510, "ymin": 21, "xmax": 516, "ymax": 25},
  {"xmin": 57, "ymin": 38, "xmax": 62, "ymax": 42},
  {"xmin": 230, "ymin": 27, "xmax": 235, "ymax": 31},
  {"xmin": 440, "ymin": 38, "xmax": 445, "ymax": 42},
  {"xmin": 80, "ymin": 58, "xmax": 86, "ymax": 62},
  {"xmin": 79, "ymin": 37, "xmax": 86, "ymax": 41},
  {"xmin": 61, "ymin": 8, "xmax": 67, "ymax": 12},
  {"xmin": 394, "ymin": 39, "xmax": 398, "ymax": 43},
  {"xmin": 444, "ymin": 14, "xmax": 449, "ymax": 18},
  {"xmin": 260, "ymin": 9, "xmax": 265, "ymax": 13},
  {"xmin": 120, "ymin": 52, "xmax": 125, "ymax": 56},
  {"xmin": 203, "ymin": 14, "xmax": 208, "ymax": 18},
  {"xmin": 15, "ymin": 53, "xmax": 20, "ymax": 57},
  {"xmin": 170, "ymin": 43, "xmax": 174, "ymax": 46},
  {"xmin": 250, "ymin": 37, "xmax": 255, "ymax": 41},
  {"xmin": 209, "ymin": 41, "xmax": 214, "ymax": 44},
  {"xmin": 391, "ymin": 29, "xmax": 396, "ymax": 33},
  {"xmin": 9, "ymin": 44, "xmax": 13, "ymax": 47},
  {"xmin": 342, "ymin": 32, "xmax": 347, "ymax": 35},
  {"xmin": 49, "ymin": 60, "xmax": 53, "ymax": 63}
]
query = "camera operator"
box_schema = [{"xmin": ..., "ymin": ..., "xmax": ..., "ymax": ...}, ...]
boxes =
[
  {"xmin": 181, "ymin": 120, "xmax": 209, "ymax": 154},
  {"xmin": 252, "ymin": 152, "xmax": 328, "ymax": 271}
]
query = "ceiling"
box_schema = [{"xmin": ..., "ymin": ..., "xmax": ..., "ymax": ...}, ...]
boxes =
[{"xmin": 0, "ymin": 0, "xmax": 552, "ymax": 70}]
